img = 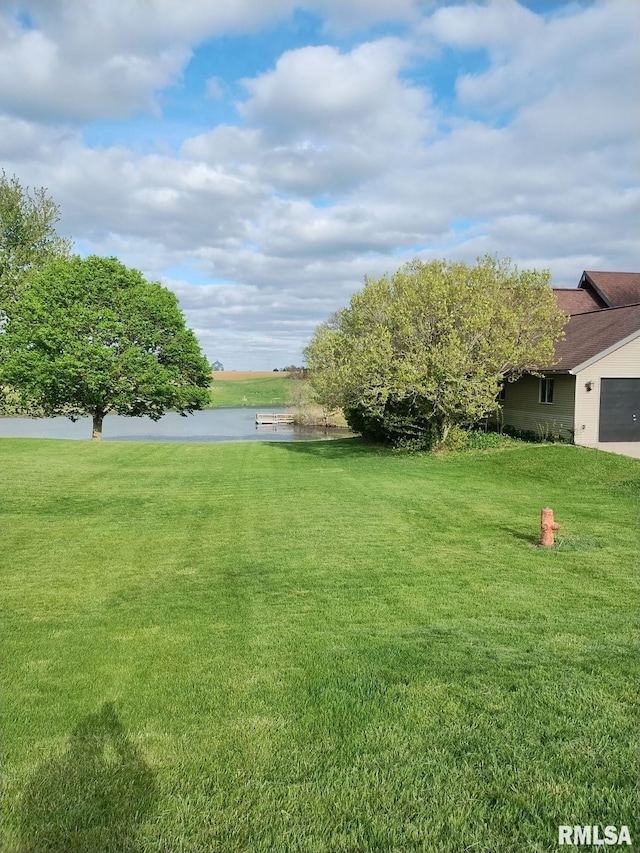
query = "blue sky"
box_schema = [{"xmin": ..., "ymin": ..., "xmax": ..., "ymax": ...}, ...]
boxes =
[{"xmin": 1, "ymin": 0, "xmax": 637, "ymax": 368}]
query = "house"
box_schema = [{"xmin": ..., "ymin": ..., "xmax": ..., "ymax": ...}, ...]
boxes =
[
  {"xmin": 499, "ymin": 271, "xmax": 640, "ymax": 448},
  {"xmin": 211, "ymin": 360, "xmax": 224, "ymax": 372}
]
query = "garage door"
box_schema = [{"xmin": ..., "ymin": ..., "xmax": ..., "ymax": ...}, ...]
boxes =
[{"xmin": 599, "ymin": 378, "xmax": 640, "ymax": 442}]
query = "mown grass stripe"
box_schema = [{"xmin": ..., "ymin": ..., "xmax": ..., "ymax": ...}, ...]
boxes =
[{"xmin": 1, "ymin": 438, "xmax": 638, "ymax": 852}]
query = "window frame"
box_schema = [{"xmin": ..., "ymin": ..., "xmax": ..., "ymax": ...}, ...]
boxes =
[{"xmin": 539, "ymin": 377, "xmax": 554, "ymax": 405}]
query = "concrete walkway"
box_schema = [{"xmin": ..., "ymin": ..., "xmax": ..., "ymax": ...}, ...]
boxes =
[{"xmin": 593, "ymin": 442, "xmax": 640, "ymax": 460}]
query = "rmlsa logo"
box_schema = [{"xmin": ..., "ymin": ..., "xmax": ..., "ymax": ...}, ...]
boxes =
[{"xmin": 558, "ymin": 825, "xmax": 632, "ymax": 846}]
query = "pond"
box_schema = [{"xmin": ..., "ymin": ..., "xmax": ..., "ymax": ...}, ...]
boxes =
[{"xmin": 0, "ymin": 407, "xmax": 355, "ymax": 443}]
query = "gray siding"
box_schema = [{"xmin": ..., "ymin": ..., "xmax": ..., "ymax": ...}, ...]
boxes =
[{"xmin": 499, "ymin": 374, "xmax": 575, "ymax": 439}]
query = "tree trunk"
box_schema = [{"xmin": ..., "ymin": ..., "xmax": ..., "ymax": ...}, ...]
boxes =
[{"xmin": 91, "ymin": 412, "xmax": 104, "ymax": 441}]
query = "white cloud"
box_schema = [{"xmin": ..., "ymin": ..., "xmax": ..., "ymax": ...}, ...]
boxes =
[
  {"xmin": 205, "ymin": 77, "xmax": 224, "ymax": 100},
  {"xmin": 228, "ymin": 38, "xmax": 435, "ymax": 200},
  {"xmin": 163, "ymin": 276, "xmax": 344, "ymax": 366},
  {"xmin": 20, "ymin": 0, "xmax": 416, "ymax": 46},
  {"xmin": 0, "ymin": 0, "xmax": 425, "ymax": 124},
  {"xmin": 0, "ymin": 126, "xmax": 265, "ymax": 253},
  {"xmin": 181, "ymin": 38, "xmax": 434, "ymax": 203},
  {"xmin": 312, "ymin": 0, "xmax": 420, "ymax": 33},
  {"xmin": 0, "ymin": 114, "xmax": 75, "ymax": 162},
  {"xmin": 0, "ymin": 13, "xmax": 190, "ymax": 122},
  {"xmin": 429, "ymin": 0, "xmax": 639, "ymax": 119},
  {"xmin": 0, "ymin": 0, "xmax": 638, "ymax": 368},
  {"xmin": 240, "ymin": 39, "xmax": 430, "ymax": 144},
  {"xmin": 424, "ymin": 0, "xmax": 540, "ymax": 50},
  {"xmin": 181, "ymin": 126, "xmax": 263, "ymax": 167}
]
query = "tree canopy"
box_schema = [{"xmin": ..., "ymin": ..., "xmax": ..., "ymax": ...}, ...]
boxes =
[
  {"xmin": 304, "ymin": 256, "xmax": 567, "ymax": 449},
  {"xmin": 0, "ymin": 255, "xmax": 212, "ymax": 439},
  {"xmin": 0, "ymin": 170, "xmax": 71, "ymax": 315}
]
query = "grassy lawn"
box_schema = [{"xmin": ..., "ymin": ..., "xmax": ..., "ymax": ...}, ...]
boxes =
[
  {"xmin": 1, "ymin": 438, "xmax": 638, "ymax": 852},
  {"xmin": 209, "ymin": 376, "xmax": 295, "ymax": 408}
]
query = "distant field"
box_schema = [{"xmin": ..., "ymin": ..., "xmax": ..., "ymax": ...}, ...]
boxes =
[
  {"xmin": 1, "ymin": 439, "xmax": 638, "ymax": 852},
  {"xmin": 211, "ymin": 371, "xmax": 291, "ymax": 380},
  {"xmin": 209, "ymin": 374, "xmax": 296, "ymax": 408}
]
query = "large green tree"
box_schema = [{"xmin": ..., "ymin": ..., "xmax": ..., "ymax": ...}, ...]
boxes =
[
  {"xmin": 0, "ymin": 170, "xmax": 71, "ymax": 314},
  {"xmin": 0, "ymin": 172, "xmax": 72, "ymax": 414},
  {"xmin": 305, "ymin": 256, "xmax": 567, "ymax": 449},
  {"xmin": 0, "ymin": 255, "xmax": 212, "ymax": 439}
]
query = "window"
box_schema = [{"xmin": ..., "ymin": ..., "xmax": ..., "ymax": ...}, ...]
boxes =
[
  {"xmin": 540, "ymin": 377, "xmax": 554, "ymax": 404},
  {"xmin": 497, "ymin": 384, "xmax": 506, "ymax": 402}
]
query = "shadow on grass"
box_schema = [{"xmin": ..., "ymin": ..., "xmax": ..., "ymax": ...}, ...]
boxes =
[
  {"xmin": 20, "ymin": 703, "xmax": 156, "ymax": 853},
  {"xmin": 502, "ymin": 526, "xmax": 539, "ymax": 545},
  {"xmin": 268, "ymin": 436, "xmax": 388, "ymax": 460},
  {"xmin": 502, "ymin": 527, "xmax": 599, "ymax": 552}
]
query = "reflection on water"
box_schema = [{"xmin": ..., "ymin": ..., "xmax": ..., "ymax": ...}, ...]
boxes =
[{"xmin": 0, "ymin": 407, "xmax": 354, "ymax": 443}]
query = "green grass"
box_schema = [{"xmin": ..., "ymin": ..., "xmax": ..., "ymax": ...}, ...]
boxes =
[
  {"xmin": 1, "ymin": 439, "xmax": 638, "ymax": 852},
  {"xmin": 209, "ymin": 376, "xmax": 295, "ymax": 408}
]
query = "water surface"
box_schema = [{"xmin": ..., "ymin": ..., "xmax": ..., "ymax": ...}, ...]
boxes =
[{"xmin": 0, "ymin": 408, "xmax": 354, "ymax": 443}]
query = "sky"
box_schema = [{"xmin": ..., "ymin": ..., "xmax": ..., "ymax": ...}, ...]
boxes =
[{"xmin": 1, "ymin": 0, "xmax": 638, "ymax": 369}]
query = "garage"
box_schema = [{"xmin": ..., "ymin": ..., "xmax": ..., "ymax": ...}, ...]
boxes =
[{"xmin": 598, "ymin": 378, "xmax": 640, "ymax": 442}]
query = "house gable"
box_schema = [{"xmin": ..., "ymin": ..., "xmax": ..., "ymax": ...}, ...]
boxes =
[
  {"xmin": 580, "ymin": 270, "xmax": 640, "ymax": 309},
  {"xmin": 573, "ymin": 334, "xmax": 640, "ymax": 446},
  {"xmin": 553, "ymin": 270, "xmax": 640, "ymax": 319},
  {"xmin": 571, "ymin": 325, "xmax": 640, "ymax": 374},
  {"xmin": 551, "ymin": 302, "xmax": 640, "ymax": 371}
]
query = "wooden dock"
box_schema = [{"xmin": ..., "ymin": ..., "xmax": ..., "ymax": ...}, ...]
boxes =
[{"xmin": 255, "ymin": 412, "xmax": 294, "ymax": 425}]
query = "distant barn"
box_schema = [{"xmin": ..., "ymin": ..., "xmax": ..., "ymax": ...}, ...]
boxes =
[{"xmin": 211, "ymin": 360, "xmax": 224, "ymax": 372}]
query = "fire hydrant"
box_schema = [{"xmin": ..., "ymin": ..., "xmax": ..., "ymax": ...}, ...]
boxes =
[{"xmin": 540, "ymin": 507, "xmax": 560, "ymax": 547}]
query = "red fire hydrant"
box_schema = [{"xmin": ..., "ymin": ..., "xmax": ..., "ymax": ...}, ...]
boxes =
[{"xmin": 540, "ymin": 507, "xmax": 560, "ymax": 547}]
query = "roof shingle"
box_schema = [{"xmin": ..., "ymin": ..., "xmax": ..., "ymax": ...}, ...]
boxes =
[
  {"xmin": 553, "ymin": 288, "xmax": 603, "ymax": 315},
  {"xmin": 551, "ymin": 303, "xmax": 640, "ymax": 371},
  {"xmin": 582, "ymin": 271, "xmax": 640, "ymax": 308}
]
